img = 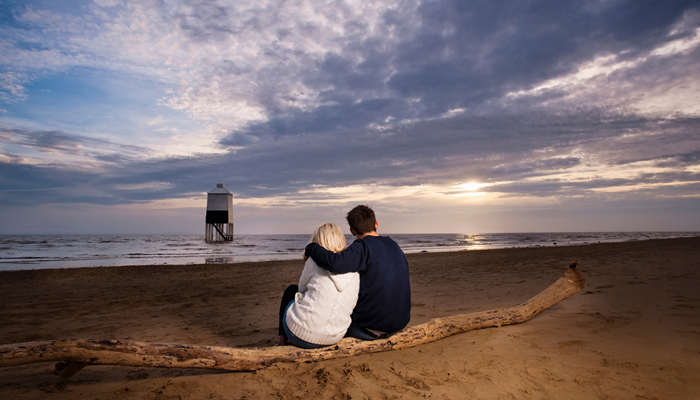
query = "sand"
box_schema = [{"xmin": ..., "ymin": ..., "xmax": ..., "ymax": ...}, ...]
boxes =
[{"xmin": 0, "ymin": 237, "xmax": 699, "ymax": 399}]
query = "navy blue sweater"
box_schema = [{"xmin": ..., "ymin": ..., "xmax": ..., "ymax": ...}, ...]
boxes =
[{"xmin": 304, "ymin": 236, "xmax": 411, "ymax": 333}]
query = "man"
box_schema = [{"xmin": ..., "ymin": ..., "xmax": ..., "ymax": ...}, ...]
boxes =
[{"xmin": 304, "ymin": 205, "xmax": 411, "ymax": 339}]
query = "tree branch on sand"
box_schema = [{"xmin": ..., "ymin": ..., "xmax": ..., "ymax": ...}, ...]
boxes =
[{"xmin": 0, "ymin": 265, "xmax": 584, "ymax": 376}]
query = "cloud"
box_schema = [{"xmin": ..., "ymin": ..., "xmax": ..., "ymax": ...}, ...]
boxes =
[
  {"xmin": 0, "ymin": 126, "xmax": 147, "ymax": 167},
  {"xmin": 2, "ymin": 110, "xmax": 698, "ymax": 209},
  {"xmin": 6, "ymin": 1, "xmax": 406, "ymax": 129},
  {"xmin": 0, "ymin": 72, "xmax": 28, "ymax": 102},
  {"xmin": 384, "ymin": 1, "xmax": 698, "ymax": 111},
  {"xmin": 504, "ymin": 28, "xmax": 700, "ymax": 116},
  {"xmin": 3, "ymin": 1, "xmax": 699, "ymax": 134},
  {"xmin": 0, "ymin": 1, "xmax": 699, "ymax": 232}
]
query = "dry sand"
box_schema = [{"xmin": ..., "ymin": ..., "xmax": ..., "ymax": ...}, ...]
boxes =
[{"xmin": 1, "ymin": 237, "xmax": 699, "ymax": 399}]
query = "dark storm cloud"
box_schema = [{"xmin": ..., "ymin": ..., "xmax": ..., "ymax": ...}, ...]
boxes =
[
  {"xmin": 488, "ymin": 157, "xmax": 582, "ymax": 179},
  {"xmin": 6, "ymin": 112, "xmax": 698, "ymax": 206},
  {"xmin": 174, "ymin": 1, "xmax": 234, "ymax": 42},
  {"xmin": 2, "ymin": 1, "xmax": 699, "ymax": 207},
  {"xmin": 216, "ymin": 0, "xmax": 698, "ymax": 145},
  {"xmin": 1, "ymin": 128, "xmax": 83, "ymax": 154},
  {"xmin": 227, "ymin": 97, "xmax": 406, "ymax": 139},
  {"xmin": 0, "ymin": 161, "xmax": 118, "ymax": 205},
  {"xmin": 0, "ymin": 127, "xmax": 146, "ymax": 158},
  {"xmin": 485, "ymin": 174, "xmax": 700, "ymax": 199},
  {"xmin": 0, "ymin": 161, "xmax": 89, "ymax": 190},
  {"xmin": 0, "ymin": 126, "xmax": 149, "ymax": 205},
  {"xmin": 125, "ymin": 109, "xmax": 700, "ymax": 198},
  {"xmin": 386, "ymin": 0, "xmax": 696, "ymax": 110},
  {"xmin": 674, "ymin": 151, "xmax": 700, "ymax": 165}
]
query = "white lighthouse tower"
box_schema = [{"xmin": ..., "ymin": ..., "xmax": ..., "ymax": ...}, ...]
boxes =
[{"xmin": 205, "ymin": 183, "xmax": 234, "ymax": 242}]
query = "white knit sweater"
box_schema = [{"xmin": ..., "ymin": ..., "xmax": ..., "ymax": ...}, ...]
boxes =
[{"xmin": 285, "ymin": 258, "xmax": 359, "ymax": 345}]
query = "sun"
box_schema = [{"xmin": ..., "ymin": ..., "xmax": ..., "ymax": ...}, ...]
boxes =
[{"xmin": 458, "ymin": 181, "xmax": 487, "ymax": 192}]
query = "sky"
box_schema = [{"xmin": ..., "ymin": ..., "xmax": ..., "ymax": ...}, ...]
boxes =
[{"xmin": 0, "ymin": 0, "xmax": 699, "ymax": 234}]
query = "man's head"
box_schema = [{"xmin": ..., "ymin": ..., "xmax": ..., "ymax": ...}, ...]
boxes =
[{"xmin": 346, "ymin": 205, "xmax": 378, "ymax": 236}]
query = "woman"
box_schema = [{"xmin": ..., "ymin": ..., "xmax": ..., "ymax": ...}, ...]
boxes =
[{"xmin": 278, "ymin": 223, "xmax": 359, "ymax": 348}]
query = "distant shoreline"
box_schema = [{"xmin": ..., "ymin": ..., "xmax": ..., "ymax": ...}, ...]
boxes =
[{"xmin": 1, "ymin": 235, "xmax": 697, "ymax": 273}]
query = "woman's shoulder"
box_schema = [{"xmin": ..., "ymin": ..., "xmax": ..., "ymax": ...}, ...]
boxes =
[
  {"xmin": 304, "ymin": 259, "xmax": 358, "ymax": 290},
  {"xmin": 303, "ymin": 257, "xmax": 326, "ymax": 272},
  {"xmin": 305, "ymin": 257, "xmax": 358, "ymax": 277},
  {"xmin": 302, "ymin": 257, "xmax": 330, "ymax": 281}
]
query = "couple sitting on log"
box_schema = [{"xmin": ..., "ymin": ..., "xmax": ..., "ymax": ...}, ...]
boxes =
[{"xmin": 278, "ymin": 205, "xmax": 411, "ymax": 348}]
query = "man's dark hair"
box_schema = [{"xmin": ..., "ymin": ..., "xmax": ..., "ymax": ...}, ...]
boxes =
[{"xmin": 346, "ymin": 205, "xmax": 376, "ymax": 235}]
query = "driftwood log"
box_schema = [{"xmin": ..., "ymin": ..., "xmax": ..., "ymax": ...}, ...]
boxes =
[{"xmin": 0, "ymin": 264, "xmax": 584, "ymax": 374}]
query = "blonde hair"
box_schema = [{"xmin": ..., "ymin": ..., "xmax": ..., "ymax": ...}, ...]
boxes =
[{"xmin": 310, "ymin": 223, "xmax": 347, "ymax": 253}]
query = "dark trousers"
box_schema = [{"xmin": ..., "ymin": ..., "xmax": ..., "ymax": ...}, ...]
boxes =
[
  {"xmin": 346, "ymin": 324, "xmax": 385, "ymax": 340},
  {"xmin": 278, "ymin": 284, "xmax": 298, "ymax": 337}
]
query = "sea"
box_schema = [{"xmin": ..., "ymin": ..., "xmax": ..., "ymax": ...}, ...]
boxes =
[{"xmin": 0, "ymin": 231, "xmax": 698, "ymax": 271}]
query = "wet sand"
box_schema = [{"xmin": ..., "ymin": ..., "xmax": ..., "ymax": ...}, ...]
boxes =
[{"xmin": 1, "ymin": 237, "xmax": 699, "ymax": 399}]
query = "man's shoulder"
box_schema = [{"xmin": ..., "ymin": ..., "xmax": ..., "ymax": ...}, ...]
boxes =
[
  {"xmin": 348, "ymin": 238, "xmax": 367, "ymax": 248},
  {"xmin": 361, "ymin": 235, "xmax": 394, "ymax": 241},
  {"xmin": 378, "ymin": 235, "xmax": 401, "ymax": 247},
  {"xmin": 364, "ymin": 235, "xmax": 404, "ymax": 253}
]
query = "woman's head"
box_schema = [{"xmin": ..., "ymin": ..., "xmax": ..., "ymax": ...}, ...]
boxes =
[{"xmin": 311, "ymin": 223, "xmax": 346, "ymax": 253}]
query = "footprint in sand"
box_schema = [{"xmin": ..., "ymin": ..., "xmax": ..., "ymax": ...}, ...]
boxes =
[
  {"xmin": 581, "ymin": 312, "xmax": 617, "ymax": 324},
  {"xmin": 388, "ymin": 365, "xmax": 432, "ymax": 390}
]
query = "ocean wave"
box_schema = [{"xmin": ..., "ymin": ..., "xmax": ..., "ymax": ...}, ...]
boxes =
[{"xmin": 1, "ymin": 232, "xmax": 698, "ymax": 271}]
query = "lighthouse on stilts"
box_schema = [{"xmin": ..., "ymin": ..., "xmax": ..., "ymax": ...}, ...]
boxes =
[{"xmin": 205, "ymin": 184, "xmax": 234, "ymax": 242}]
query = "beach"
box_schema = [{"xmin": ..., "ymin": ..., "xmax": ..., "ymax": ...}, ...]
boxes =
[{"xmin": 1, "ymin": 237, "xmax": 699, "ymax": 399}]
